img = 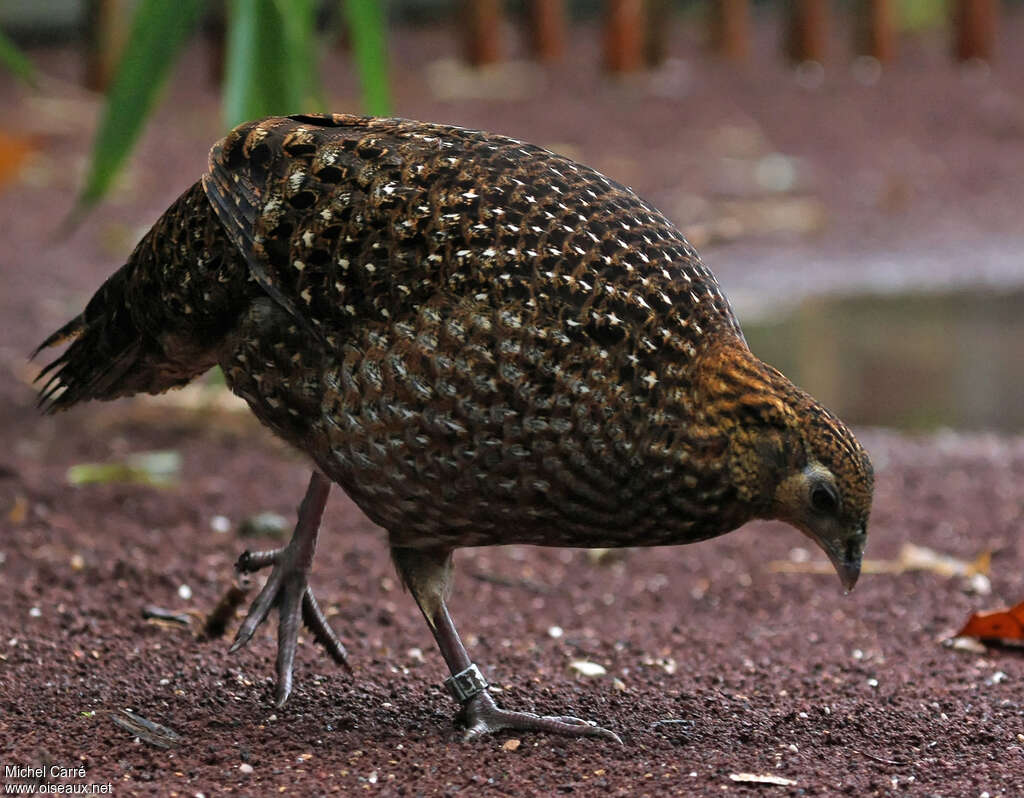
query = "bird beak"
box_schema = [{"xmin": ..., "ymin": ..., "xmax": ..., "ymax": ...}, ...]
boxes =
[
  {"xmin": 828, "ymin": 526, "xmax": 865, "ymax": 593},
  {"xmin": 829, "ymin": 545, "xmax": 862, "ymax": 593},
  {"xmin": 803, "ymin": 524, "xmax": 865, "ymax": 594}
]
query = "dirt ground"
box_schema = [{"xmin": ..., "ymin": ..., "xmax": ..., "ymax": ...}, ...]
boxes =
[{"xmin": 2, "ymin": 17, "xmax": 1023, "ymax": 797}]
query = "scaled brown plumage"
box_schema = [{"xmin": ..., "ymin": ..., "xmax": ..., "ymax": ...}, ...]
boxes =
[{"xmin": 37, "ymin": 114, "xmax": 873, "ymax": 742}]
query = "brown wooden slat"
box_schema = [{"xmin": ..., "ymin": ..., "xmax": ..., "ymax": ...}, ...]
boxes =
[
  {"xmin": 461, "ymin": 0, "xmax": 504, "ymax": 66},
  {"xmin": 645, "ymin": 0, "xmax": 671, "ymax": 67},
  {"xmin": 855, "ymin": 0, "xmax": 895, "ymax": 62},
  {"xmin": 205, "ymin": 0, "xmax": 226, "ymax": 87},
  {"xmin": 786, "ymin": 0, "xmax": 828, "ymax": 63},
  {"xmin": 84, "ymin": 0, "xmax": 135, "ymax": 91},
  {"xmin": 605, "ymin": 0, "xmax": 646, "ymax": 72},
  {"xmin": 711, "ymin": 0, "xmax": 751, "ymax": 61},
  {"xmin": 953, "ymin": 0, "xmax": 997, "ymax": 61},
  {"xmin": 527, "ymin": 0, "xmax": 567, "ymax": 63}
]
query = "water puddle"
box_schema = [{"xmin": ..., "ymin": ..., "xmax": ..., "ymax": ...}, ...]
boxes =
[{"xmin": 742, "ymin": 290, "xmax": 1024, "ymax": 432}]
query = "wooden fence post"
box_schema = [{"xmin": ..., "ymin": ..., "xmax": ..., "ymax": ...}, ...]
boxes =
[
  {"xmin": 711, "ymin": 0, "xmax": 751, "ymax": 61},
  {"xmin": 855, "ymin": 0, "xmax": 895, "ymax": 62},
  {"xmin": 953, "ymin": 0, "xmax": 997, "ymax": 61},
  {"xmin": 527, "ymin": 0, "xmax": 567, "ymax": 63},
  {"xmin": 645, "ymin": 0, "xmax": 671, "ymax": 67},
  {"xmin": 84, "ymin": 0, "xmax": 135, "ymax": 91},
  {"xmin": 461, "ymin": 0, "xmax": 503, "ymax": 66},
  {"xmin": 605, "ymin": 0, "xmax": 647, "ymax": 72},
  {"xmin": 206, "ymin": 0, "xmax": 226, "ymax": 86},
  {"xmin": 786, "ymin": 0, "xmax": 828, "ymax": 63}
]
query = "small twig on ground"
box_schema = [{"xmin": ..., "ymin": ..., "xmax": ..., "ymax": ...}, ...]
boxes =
[
  {"xmin": 852, "ymin": 748, "xmax": 910, "ymax": 766},
  {"xmin": 110, "ymin": 709, "xmax": 183, "ymax": 749}
]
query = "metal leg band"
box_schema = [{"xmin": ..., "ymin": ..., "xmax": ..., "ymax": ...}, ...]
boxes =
[{"xmin": 444, "ymin": 663, "xmax": 489, "ymax": 703}]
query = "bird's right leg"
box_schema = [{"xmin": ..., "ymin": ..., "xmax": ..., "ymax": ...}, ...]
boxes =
[
  {"xmin": 391, "ymin": 545, "xmax": 621, "ymax": 743},
  {"xmin": 230, "ymin": 470, "xmax": 350, "ymax": 706}
]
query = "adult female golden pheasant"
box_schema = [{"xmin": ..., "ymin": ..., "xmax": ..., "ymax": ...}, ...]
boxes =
[{"xmin": 37, "ymin": 115, "xmax": 873, "ymax": 742}]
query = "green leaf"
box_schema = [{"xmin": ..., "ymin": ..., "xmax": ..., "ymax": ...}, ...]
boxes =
[
  {"xmin": 75, "ymin": 0, "xmax": 205, "ymax": 216},
  {"xmin": 224, "ymin": 0, "xmax": 322, "ymax": 129},
  {"xmin": 342, "ymin": 0, "xmax": 392, "ymax": 116},
  {"xmin": 0, "ymin": 26, "xmax": 37, "ymax": 87}
]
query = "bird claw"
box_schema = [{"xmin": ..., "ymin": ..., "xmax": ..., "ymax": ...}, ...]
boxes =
[
  {"xmin": 458, "ymin": 690, "xmax": 622, "ymax": 744},
  {"xmin": 230, "ymin": 545, "xmax": 350, "ymax": 706}
]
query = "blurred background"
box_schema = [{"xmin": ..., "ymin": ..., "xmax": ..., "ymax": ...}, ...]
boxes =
[{"xmin": 1, "ymin": 0, "xmax": 1022, "ymax": 433}]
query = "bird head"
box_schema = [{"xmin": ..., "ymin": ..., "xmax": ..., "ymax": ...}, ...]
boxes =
[{"xmin": 771, "ymin": 441, "xmax": 873, "ymax": 592}]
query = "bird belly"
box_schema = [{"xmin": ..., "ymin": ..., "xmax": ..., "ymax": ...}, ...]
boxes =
[{"xmin": 310, "ymin": 316, "xmax": 737, "ymax": 550}]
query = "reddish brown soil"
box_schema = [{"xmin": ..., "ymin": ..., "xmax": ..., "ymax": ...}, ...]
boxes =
[{"xmin": 2, "ymin": 18, "xmax": 1024, "ymax": 797}]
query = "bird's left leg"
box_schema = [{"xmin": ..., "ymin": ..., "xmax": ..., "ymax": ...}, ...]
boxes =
[
  {"xmin": 391, "ymin": 545, "xmax": 621, "ymax": 743},
  {"xmin": 230, "ymin": 470, "xmax": 350, "ymax": 706}
]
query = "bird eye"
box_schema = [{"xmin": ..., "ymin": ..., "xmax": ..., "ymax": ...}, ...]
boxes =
[{"xmin": 811, "ymin": 483, "xmax": 839, "ymax": 514}]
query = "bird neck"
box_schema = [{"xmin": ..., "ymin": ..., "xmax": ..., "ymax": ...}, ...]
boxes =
[{"xmin": 690, "ymin": 337, "xmax": 810, "ymax": 515}]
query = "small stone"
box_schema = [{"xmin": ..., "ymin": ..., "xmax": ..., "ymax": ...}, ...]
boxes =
[
  {"xmin": 612, "ymin": 678, "xmax": 627, "ymax": 692},
  {"xmin": 867, "ymin": 678, "xmax": 879, "ymax": 688},
  {"xmin": 965, "ymin": 573, "xmax": 992, "ymax": 595},
  {"xmin": 547, "ymin": 625, "xmax": 564, "ymax": 638},
  {"xmin": 406, "ymin": 647, "xmax": 424, "ymax": 663},
  {"xmin": 178, "ymin": 584, "xmax": 193, "ymax": 600},
  {"xmin": 238, "ymin": 763, "xmax": 254, "ymax": 775},
  {"xmin": 70, "ymin": 553, "xmax": 85, "ymax": 571},
  {"xmin": 788, "ymin": 547, "xmax": 810, "ymax": 563},
  {"xmin": 210, "ymin": 515, "xmax": 231, "ymax": 534},
  {"xmin": 502, "ymin": 739, "xmax": 521, "ymax": 751},
  {"xmin": 987, "ymin": 671, "xmax": 1008, "ymax": 685},
  {"xmin": 29, "ymin": 607, "xmax": 41, "ymax": 618}
]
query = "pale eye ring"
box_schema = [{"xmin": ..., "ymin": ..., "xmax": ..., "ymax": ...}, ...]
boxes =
[{"xmin": 811, "ymin": 483, "xmax": 840, "ymax": 515}]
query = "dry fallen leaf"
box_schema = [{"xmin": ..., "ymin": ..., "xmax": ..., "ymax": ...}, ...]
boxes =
[
  {"xmin": 729, "ymin": 773, "xmax": 797, "ymax": 786},
  {"xmin": 0, "ymin": 129, "xmax": 39, "ymax": 189},
  {"xmin": 67, "ymin": 450, "xmax": 182, "ymax": 487},
  {"xmin": 569, "ymin": 660, "xmax": 607, "ymax": 677},
  {"xmin": 6, "ymin": 495, "xmax": 28, "ymax": 524},
  {"xmin": 110, "ymin": 709, "xmax": 183, "ymax": 749},
  {"xmin": 770, "ymin": 543, "xmax": 990, "ymax": 580},
  {"xmin": 956, "ymin": 600, "xmax": 1024, "ymax": 642}
]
